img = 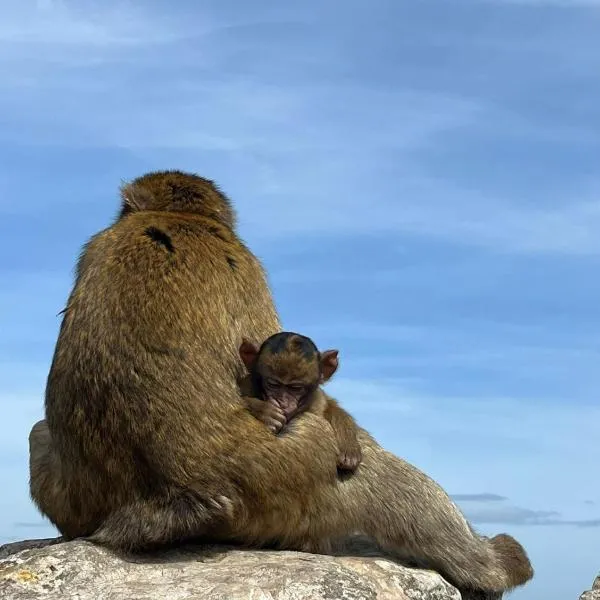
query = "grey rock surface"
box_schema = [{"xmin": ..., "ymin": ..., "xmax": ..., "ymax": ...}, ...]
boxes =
[
  {"xmin": 579, "ymin": 574, "xmax": 600, "ymax": 600},
  {"xmin": 0, "ymin": 537, "xmax": 464, "ymax": 600}
]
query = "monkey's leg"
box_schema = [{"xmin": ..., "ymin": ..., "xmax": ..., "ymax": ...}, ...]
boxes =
[
  {"xmin": 29, "ymin": 420, "xmax": 231, "ymax": 551},
  {"xmin": 341, "ymin": 433, "xmax": 533, "ymax": 593},
  {"xmin": 87, "ymin": 490, "xmax": 236, "ymax": 553},
  {"xmin": 29, "ymin": 420, "xmax": 86, "ymax": 539}
]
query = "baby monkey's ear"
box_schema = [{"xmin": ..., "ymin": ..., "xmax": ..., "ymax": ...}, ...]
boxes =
[
  {"xmin": 319, "ymin": 350, "xmax": 339, "ymax": 383},
  {"xmin": 239, "ymin": 339, "xmax": 260, "ymax": 370}
]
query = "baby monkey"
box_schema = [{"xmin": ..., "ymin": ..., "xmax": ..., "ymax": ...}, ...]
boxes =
[{"xmin": 239, "ymin": 332, "xmax": 362, "ymax": 472}]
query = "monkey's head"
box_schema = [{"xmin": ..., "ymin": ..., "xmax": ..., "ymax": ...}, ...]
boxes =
[
  {"xmin": 240, "ymin": 332, "xmax": 339, "ymax": 418},
  {"xmin": 118, "ymin": 170, "xmax": 236, "ymax": 229}
]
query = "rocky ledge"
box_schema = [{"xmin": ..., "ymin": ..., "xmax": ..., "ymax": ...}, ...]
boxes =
[
  {"xmin": 0, "ymin": 537, "xmax": 476, "ymax": 600},
  {"xmin": 580, "ymin": 574, "xmax": 600, "ymax": 600}
]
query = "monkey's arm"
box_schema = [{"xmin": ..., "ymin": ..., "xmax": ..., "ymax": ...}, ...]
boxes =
[
  {"xmin": 323, "ymin": 396, "xmax": 362, "ymax": 471},
  {"xmin": 241, "ymin": 396, "xmax": 286, "ymax": 434}
]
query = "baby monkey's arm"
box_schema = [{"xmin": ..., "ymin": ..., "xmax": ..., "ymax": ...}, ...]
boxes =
[{"xmin": 322, "ymin": 395, "xmax": 362, "ymax": 472}]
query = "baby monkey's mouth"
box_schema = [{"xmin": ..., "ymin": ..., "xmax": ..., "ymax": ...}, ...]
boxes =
[{"xmin": 266, "ymin": 395, "xmax": 299, "ymax": 418}]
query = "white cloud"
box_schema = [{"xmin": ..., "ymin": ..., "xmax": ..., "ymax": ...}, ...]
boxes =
[
  {"xmin": 458, "ymin": 499, "xmax": 600, "ymax": 528},
  {"xmin": 0, "ymin": 0, "xmax": 598, "ymax": 260},
  {"xmin": 0, "ymin": 0, "xmax": 189, "ymax": 46},
  {"xmin": 242, "ymin": 170, "xmax": 600, "ymax": 256}
]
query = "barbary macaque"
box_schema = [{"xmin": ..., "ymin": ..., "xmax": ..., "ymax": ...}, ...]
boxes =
[{"xmin": 29, "ymin": 170, "xmax": 533, "ymax": 597}]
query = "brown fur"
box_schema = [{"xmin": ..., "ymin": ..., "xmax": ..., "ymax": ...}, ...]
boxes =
[
  {"xmin": 322, "ymin": 396, "xmax": 363, "ymax": 471},
  {"xmin": 239, "ymin": 332, "xmax": 362, "ymax": 471},
  {"xmin": 490, "ymin": 534, "xmax": 536, "ymax": 588},
  {"xmin": 29, "ymin": 170, "xmax": 533, "ymax": 594}
]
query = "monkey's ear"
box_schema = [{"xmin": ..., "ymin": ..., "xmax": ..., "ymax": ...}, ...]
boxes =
[
  {"xmin": 120, "ymin": 182, "xmax": 142, "ymax": 213},
  {"xmin": 239, "ymin": 339, "xmax": 259, "ymax": 370},
  {"xmin": 320, "ymin": 350, "xmax": 339, "ymax": 382},
  {"xmin": 119, "ymin": 182, "xmax": 153, "ymax": 214}
]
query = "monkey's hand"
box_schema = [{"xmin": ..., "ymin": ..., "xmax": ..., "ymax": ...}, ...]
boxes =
[
  {"xmin": 242, "ymin": 396, "xmax": 287, "ymax": 434},
  {"xmin": 323, "ymin": 398, "xmax": 363, "ymax": 472},
  {"xmin": 336, "ymin": 440, "xmax": 363, "ymax": 472}
]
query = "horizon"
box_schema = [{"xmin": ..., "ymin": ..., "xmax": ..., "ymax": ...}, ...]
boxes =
[{"xmin": 1, "ymin": 1, "xmax": 599, "ymax": 598}]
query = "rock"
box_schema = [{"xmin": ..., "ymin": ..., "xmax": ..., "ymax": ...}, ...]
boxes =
[
  {"xmin": 0, "ymin": 537, "xmax": 467, "ymax": 600},
  {"xmin": 579, "ymin": 574, "xmax": 600, "ymax": 600},
  {"xmin": 0, "ymin": 539, "xmax": 64, "ymax": 560}
]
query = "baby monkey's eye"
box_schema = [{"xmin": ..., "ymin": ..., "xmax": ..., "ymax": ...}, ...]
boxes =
[
  {"xmin": 266, "ymin": 378, "xmax": 282, "ymax": 389},
  {"xmin": 287, "ymin": 384, "xmax": 305, "ymax": 393}
]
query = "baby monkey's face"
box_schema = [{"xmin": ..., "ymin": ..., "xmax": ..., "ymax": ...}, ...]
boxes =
[
  {"xmin": 239, "ymin": 332, "xmax": 339, "ymax": 418},
  {"xmin": 257, "ymin": 362, "xmax": 319, "ymax": 418}
]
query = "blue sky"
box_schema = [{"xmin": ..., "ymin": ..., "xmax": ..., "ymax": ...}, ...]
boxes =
[{"xmin": 0, "ymin": 0, "xmax": 599, "ymax": 597}]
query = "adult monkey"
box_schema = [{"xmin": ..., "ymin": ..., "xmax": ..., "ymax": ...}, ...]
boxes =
[{"xmin": 29, "ymin": 171, "xmax": 533, "ymax": 596}]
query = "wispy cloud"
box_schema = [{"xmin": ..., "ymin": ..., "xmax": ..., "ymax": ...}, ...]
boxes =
[
  {"xmin": 13, "ymin": 521, "xmax": 53, "ymax": 529},
  {"xmin": 285, "ymin": 319, "xmax": 600, "ymax": 409},
  {"xmin": 0, "ymin": 0, "xmax": 188, "ymax": 47},
  {"xmin": 452, "ymin": 494, "xmax": 508, "ymax": 502},
  {"xmin": 0, "ymin": 2, "xmax": 598, "ymax": 257},
  {"xmin": 331, "ymin": 377, "xmax": 600, "ymax": 449},
  {"xmin": 246, "ymin": 173, "xmax": 600, "ymax": 255},
  {"xmin": 454, "ymin": 494, "xmax": 600, "ymax": 528}
]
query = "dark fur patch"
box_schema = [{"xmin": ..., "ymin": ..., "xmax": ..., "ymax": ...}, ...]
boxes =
[
  {"xmin": 208, "ymin": 226, "xmax": 228, "ymax": 242},
  {"xmin": 226, "ymin": 257, "xmax": 237, "ymax": 271},
  {"xmin": 145, "ymin": 227, "xmax": 175, "ymax": 253},
  {"xmin": 260, "ymin": 332, "xmax": 318, "ymax": 359},
  {"xmin": 261, "ymin": 332, "xmax": 290, "ymax": 355},
  {"xmin": 294, "ymin": 336, "xmax": 318, "ymax": 360},
  {"xmin": 168, "ymin": 182, "xmax": 196, "ymax": 204}
]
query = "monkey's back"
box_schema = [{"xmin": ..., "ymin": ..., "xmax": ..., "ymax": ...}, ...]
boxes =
[{"xmin": 45, "ymin": 211, "xmax": 281, "ymax": 521}]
